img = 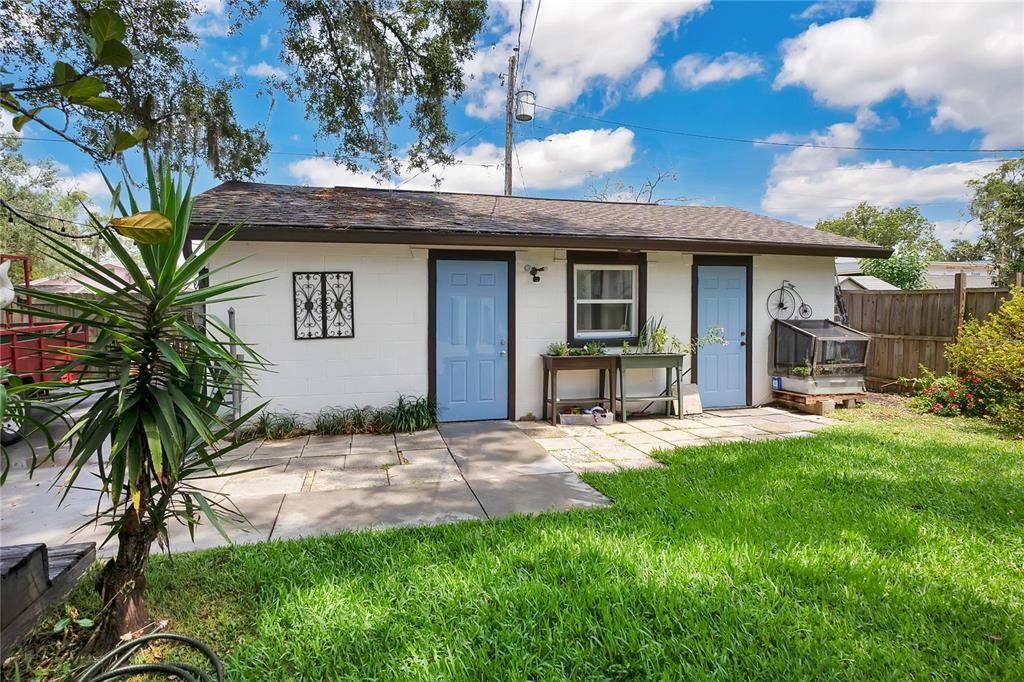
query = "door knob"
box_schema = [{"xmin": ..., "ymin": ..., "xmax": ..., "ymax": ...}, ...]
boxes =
[{"xmin": 500, "ymin": 350, "xmax": 507, "ymax": 357}]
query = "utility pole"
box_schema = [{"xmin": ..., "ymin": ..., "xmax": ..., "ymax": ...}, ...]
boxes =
[{"xmin": 504, "ymin": 52, "xmax": 517, "ymax": 197}]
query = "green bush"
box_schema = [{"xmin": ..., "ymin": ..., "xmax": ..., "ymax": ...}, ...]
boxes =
[
  {"xmin": 239, "ymin": 395, "xmax": 438, "ymax": 441},
  {"xmin": 375, "ymin": 395, "xmax": 436, "ymax": 434},
  {"xmin": 236, "ymin": 411, "xmax": 310, "ymax": 442},
  {"xmin": 907, "ymin": 288, "xmax": 1023, "ymax": 436}
]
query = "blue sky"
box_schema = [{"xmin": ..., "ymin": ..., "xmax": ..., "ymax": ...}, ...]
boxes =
[{"xmin": 5, "ymin": 0, "xmax": 1023, "ymax": 245}]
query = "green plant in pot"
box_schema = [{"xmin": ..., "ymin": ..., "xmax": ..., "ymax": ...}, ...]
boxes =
[
  {"xmin": 545, "ymin": 341, "xmax": 570, "ymax": 356},
  {"xmin": 791, "ymin": 364, "xmax": 812, "ymax": 378},
  {"xmin": 571, "ymin": 341, "xmax": 607, "ymax": 356},
  {"xmin": 625, "ymin": 317, "xmax": 724, "ymax": 356}
]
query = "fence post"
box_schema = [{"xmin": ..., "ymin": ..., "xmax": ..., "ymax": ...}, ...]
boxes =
[
  {"xmin": 953, "ymin": 272, "xmax": 967, "ymax": 340},
  {"xmin": 1014, "ymin": 272, "xmax": 1023, "ymax": 289}
]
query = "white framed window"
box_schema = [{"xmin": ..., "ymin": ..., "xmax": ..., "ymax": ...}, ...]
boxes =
[{"xmin": 573, "ymin": 263, "xmax": 639, "ymax": 340}]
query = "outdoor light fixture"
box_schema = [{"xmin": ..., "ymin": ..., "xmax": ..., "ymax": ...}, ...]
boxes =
[{"xmin": 524, "ymin": 264, "xmax": 546, "ymax": 282}]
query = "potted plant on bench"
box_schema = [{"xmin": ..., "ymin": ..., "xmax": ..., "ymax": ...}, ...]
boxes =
[
  {"xmin": 617, "ymin": 317, "xmax": 725, "ymax": 422},
  {"xmin": 540, "ymin": 341, "xmax": 618, "ymax": 425}
]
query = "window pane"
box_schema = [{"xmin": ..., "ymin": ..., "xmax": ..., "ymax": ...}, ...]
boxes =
[
  {"xmin": 577, "ymin": 303, "xmax": 632, "ymax": 333},
  {"xmin": 576, "ymin": 268, "xmax": 633, "ymax": 300}
]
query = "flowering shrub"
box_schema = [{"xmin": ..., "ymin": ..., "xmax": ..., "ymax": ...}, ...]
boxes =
[
  {"xmin": 907, "ymin": 369, "xmax": 997, "ymax": 417},
  {"xmin": 907, "ymin": 289, "xmax": 1023, "ymax": 437}
]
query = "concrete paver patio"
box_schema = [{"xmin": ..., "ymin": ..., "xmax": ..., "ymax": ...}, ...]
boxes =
[{"xmin": 0, "ymin": 407, "xmax": 839, "ymax": 554}]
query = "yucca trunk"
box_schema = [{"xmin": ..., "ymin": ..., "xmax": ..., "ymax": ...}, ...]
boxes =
[{"xmin": 89, "ymin": 500, "xmax": 158, "ymax": 650}]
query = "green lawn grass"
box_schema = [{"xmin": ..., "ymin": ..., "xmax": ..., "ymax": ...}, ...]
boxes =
[{"xmin": 10, "ymin": 403, "xmax": 1024, "ymax": 680}]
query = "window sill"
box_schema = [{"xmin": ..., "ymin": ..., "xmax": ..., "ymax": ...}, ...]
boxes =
[{"xmin": 569, "ymin": 336, "xmax": 638, "ymax": 347}]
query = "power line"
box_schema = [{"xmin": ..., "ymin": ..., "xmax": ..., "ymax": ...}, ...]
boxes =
[
  {"xmin": 534, "ymin": 103, "xmax": 1023, "ymax": 154},
  {"xmin": 397, "ymin": 127, "xmax": 490, "ymax": 188},
  {"xmin": 3, "ymin": 134, "xmax": 499, "ymax": 167},
  {"xmin": 519, "ymin": 0, "xmax": 543, "ymax": 82},
  {"xmin": 1, "ymin": 197, "xmax": 104, "ymax": 239},
  {"xmin": 512, "ymin": 139, "xmax": 528, "ymax": 193},
  {"xmin": 515, "ymin": 0, "xmax": 527, "ymax": 57}
]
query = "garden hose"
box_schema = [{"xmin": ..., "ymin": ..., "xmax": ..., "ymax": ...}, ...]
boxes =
[{"xmin": 76, "ymin": 633, "xmax": 225, "ymax": 681}]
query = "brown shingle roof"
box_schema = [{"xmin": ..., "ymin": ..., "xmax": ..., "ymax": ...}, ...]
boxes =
[{"xmin": 189, "ymin": 182, "xmax": 891, "ymax": 258}]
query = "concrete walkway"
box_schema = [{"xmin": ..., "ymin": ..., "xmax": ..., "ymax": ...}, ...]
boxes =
[
  {"xmin": 1, "ymin": 420, "xmax": 611, "ymax": 554},
  {"xmin": 0, "ymin": 407, "xmax": 839, "ymax": 555},
  {"xmin": 521, "ymin": 406, "xmax": 840, "ymax": 473}
]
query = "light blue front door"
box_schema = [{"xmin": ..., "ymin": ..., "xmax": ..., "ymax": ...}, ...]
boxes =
[
  {"xmin": 696, "ymin": 265, "xmax": 748, "ymax": 408},
  {"xmin": 435, "ymin": 259, "xmax": 509, "ymax": 421}
]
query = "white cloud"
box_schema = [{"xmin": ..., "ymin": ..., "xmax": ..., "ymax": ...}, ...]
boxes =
[
  {"xmin": 0, "ymin": 110, "xmax": 20, "ymax": 137},
  {"xmin": 464, "ymin": 0, "xmax": 708, "ymax": 118},
  {"xmin": 245, "ymin": 61, "xmax": 286, "ymax": 79},
  {"xmin": 259, "ymin": 32, "xmax": 271, "ymax": 49},
  {"xmin": 57, "ymin": 170, "xmax": 109, "ymax": 202},
  {"xmin": 53, "ymin": 167, "xmax": 111, "ymax": 215},
  {"xmin": 195, "ymin": 0, "xmax": 224, "ymax": 13},
  {"xmin": 794, "ymin": 1, "xmax": 862, "ymax": 21},
  {"xmin": 632, "ymin": 66, "xmax": 664, "ymax": 98},
  {"xmin": 760, "ymin": 115, "xmax": 1005, "ymax": 226},
  {"xmin": 190, "ymin": 0, "xmax": 231, "ymax": 37},
  {"xmin": 288, "ymin": 127, "xmax": 635, "ymax": 194},
  {"xmin": 775, "ymin": 1, "xmax": 1024, "ymax": 147},
  {"xmin": 933, "ymin": 218, "xmax": 982, "ymax": 243},
  {"xmin": 671, "ymin": 52, "xmax": 764, "ymax": 89}
]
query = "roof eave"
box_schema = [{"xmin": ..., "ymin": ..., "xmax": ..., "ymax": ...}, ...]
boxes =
[{"xmin": 187, "ymin": 223, "xmax": 893, "ymax": 259}]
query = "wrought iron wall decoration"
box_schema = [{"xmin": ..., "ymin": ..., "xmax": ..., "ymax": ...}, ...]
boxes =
[{"xmin": 293, "ymin": 271, "xmax": 354, "ymax": 339}]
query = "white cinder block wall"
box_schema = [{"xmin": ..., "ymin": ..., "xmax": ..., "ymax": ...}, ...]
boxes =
[
  {"xmin": 209, "ymin": 242, "xmax": 430, "ymax": 416},
  {"xmin": 750, "ymin": 255, "xmax": 838, "ymax": 403},
  {"xmin": 208, "ymin": 242, "xmax": 838, "ymax": 419}
]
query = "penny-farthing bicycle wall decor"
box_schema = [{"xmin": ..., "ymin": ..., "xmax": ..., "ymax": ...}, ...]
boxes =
[{"xmin": 767, "ymin": 279, "xmax": 814, "ymax": 320}]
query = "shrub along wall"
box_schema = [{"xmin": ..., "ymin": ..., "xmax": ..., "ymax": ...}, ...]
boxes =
[{"xmin": 236, "ymin": 396, "xmax": 436, "ymax": 442}]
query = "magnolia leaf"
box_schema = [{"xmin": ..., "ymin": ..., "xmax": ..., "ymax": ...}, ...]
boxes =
[
  {"xmin": 109, "ymin": 210, "xmax": 172, "ymax": 244},
  {"xmin": 109, "ymin": 129, "xmax": 146, "ymax": 153},
  {"xmin": 13, "ymin": 107, "xmax": 46, "ymax": 132},
  {"xmin": 75, "ymin": 618, "xmax": 95, "ymax": 628},
  {"xmin": 97, "ymin": 39, "xmax": 133, "ymax": 68},
  {"xmin": 90, "ymin": 8, "xmax": 127, "ymax": 44},
  {"xmin": 52, "ymin": 618, "xmax": 71, "ymax": 633},
  {"xmin": 60, "ymin": 75, "xmax": 104, "ymax": 100},
  {"xmin": 0, "ymin": 93, "xmax": 17, "ymax": 114},
  {"xmin": 80, "ymin": 96, "xmax": 122, "ymax": 113},
  {"xmin": 52, "ymin": 61, "xmax": 79, "ymax": 85}
]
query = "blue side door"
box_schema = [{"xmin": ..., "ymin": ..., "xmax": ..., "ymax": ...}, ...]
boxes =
[
  {"xmin": 435, "ymin": 259, "xmax": 509, "ymax": 421},
  {"xmin": 696, "ymin": 265, "xmax": 748, "ymax": 408}
]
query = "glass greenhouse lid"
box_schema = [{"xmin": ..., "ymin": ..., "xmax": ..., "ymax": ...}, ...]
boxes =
[{"xmin": 776, "ymin": 319, "xmax": 870, "ymax": 340}]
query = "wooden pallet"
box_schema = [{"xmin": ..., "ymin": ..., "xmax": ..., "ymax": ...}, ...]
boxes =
[
  {"xmin": 1, "ymin": 542, "xmax": 96, "ymax": 658},
  {"xmin": 772, "ymin": 390, "xmax": 867, "ymax": 416}
]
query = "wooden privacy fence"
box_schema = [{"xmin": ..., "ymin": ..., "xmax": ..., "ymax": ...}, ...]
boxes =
[{"xmin": 841, "ymin": 272, "xmax": 1019, "ymax": 391}]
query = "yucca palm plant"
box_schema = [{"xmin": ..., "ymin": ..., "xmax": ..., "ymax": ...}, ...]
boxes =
[{"xmin": 5, "ymin": 157, "xmax": 267, "ymax": 649}]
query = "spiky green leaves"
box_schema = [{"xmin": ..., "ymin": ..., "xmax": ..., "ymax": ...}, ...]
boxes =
[{"xmin": 3, "ymin": 156, "xmax": 269, "ymax": 548}]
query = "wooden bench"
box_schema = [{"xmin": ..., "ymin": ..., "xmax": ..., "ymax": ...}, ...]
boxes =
[{"xmin": 1, "ymin": 542, "xmax": 96, "ymax": 658}]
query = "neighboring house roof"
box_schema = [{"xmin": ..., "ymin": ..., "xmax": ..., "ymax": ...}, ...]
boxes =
[
  {"xmin": 30, "ymin": 263, "xmax": 134, "ymax": 294},
  {"xmin": 190, "ymin": 182, "xmax": 891, "ymax": 258},
  {"xmin": 925, "ymin": 260, "xmax": 995, "ymax": 289},
  {"xmin": 838, "ymin": 275, "xmax": 900, "ymax": 291},
  {"xmin": 834, "ymin": 259, "xmax": 862, "ymax": 276},
  {"xmin": 836, "ymin": 258, "xmax": 997, "ymax": 290}
]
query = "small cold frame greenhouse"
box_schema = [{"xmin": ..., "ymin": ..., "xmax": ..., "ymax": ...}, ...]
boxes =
[{"xmin": 772, "ymin": 319, "xmax": 871, "ymax": 394}]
